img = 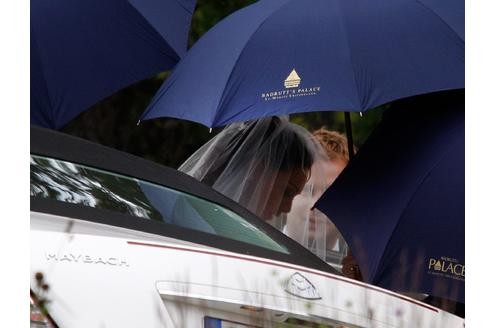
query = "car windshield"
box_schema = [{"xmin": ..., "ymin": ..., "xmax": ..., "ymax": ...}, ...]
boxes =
[{"xmin": 30, "ymin": 155, "xmax": 289, "ymax": 254}]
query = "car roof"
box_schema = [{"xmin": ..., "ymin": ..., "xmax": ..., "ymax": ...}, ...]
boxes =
[{"xmin": 30, "ymin": 125, "xmax": 339, "ymax": 275}]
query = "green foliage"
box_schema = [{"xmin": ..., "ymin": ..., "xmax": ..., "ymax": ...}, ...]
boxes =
[
  {"xmin": 290, "ymin": 105, "xmax": 387, "ymax": 148},
  {"xmin": 189, "ymin": 0, "xmax": 257, "ymax": 47}
]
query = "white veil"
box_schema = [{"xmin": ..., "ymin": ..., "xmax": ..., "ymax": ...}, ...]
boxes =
[
  {"xmin": 179, "ymin": 117, "xmax": 321, "ymax": 222},
  {"xmin": 284, "ymin": 130, "xmax": 348, "ymax": 270},
  {"xmin": 284, "ymin": 158, "xmax": 349, "ymax": 270},
  {"xmin": 179, "ymin": 117, "xmax": 348, "ymax": 269}
]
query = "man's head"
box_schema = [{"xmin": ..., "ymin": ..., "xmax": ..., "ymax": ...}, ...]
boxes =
[
  {"xmin": 312, "ymin": 128, "xmax": 354, "ymax": 186},
  {"xmin": 312, "ymin": 128, "xmax": 353, "ymax": 162},
  {"xmin": 285, "ymin": 128, "xmax": 354, "ymax": 246}
]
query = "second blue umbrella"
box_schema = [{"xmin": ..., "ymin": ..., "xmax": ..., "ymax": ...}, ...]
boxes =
[
  {"xmin": 316, "ymin": 90, "xmax": 465, "ymax": 303},
  {"xmin": 31, "ymin": 0, "xmax": 196, "ymax": 129}
]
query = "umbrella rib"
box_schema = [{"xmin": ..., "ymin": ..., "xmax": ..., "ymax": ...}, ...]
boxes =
[
  {"xmin": 414, "ymin": 0, "xmax": 464, "ymax": 42},
  {"xmin": 213, "ymin": 0, "xmax": 295, "ymax": 126}
]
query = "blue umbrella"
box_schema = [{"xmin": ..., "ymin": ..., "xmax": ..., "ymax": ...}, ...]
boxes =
[
  {"xmin": 316, "ymin": 90, "xmax": 465, "ymax": 303},
  {"xmin": 140, "ymin": 0, "xmax": 464, "ymax": 128},
  {"xmin": 31, "ymin": 0, "xmax": 196, "ymax": 130}
]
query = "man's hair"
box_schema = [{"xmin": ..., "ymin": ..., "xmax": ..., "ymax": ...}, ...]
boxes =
[{"xmin": 312, "ymin": 128, "xmax": 355, "ymax": 163}]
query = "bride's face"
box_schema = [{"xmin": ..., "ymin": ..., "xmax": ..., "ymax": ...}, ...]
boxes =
[{"xmin": 259, "ymin": 167, "xmax": 308, "ymax": 221}]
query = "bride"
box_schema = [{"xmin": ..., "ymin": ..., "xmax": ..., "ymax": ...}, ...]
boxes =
[{"xmin": 179, "ymin": 116, "xmax": 323, "ymax": 222}]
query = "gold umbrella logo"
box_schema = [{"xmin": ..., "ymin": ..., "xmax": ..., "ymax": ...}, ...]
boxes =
[{"xmin": 284, "ymin": 69, "xmax": 301, "ymax": 88}]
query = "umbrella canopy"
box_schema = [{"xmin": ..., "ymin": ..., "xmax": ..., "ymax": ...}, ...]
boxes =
[
  {"xmin": 315, "ymin": 90, "xmax": 465, "ymax": 303},
  {"xmin": 140, "ymin": 0, "xmax": 464, "ymax": 127},
  {"xmin": 31, "ymin": 0, "xmax": 196, "ymax": 129}
]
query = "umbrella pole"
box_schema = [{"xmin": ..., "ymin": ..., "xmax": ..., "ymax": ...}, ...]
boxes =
[{"xmin": 344, "ymin": 112, "xmax": 355, "ymax": 160}]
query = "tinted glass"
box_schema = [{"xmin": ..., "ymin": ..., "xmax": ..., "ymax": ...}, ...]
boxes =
[{"xmin": 30, "ymin": 155, "xmax": 289, "ymax": 254}]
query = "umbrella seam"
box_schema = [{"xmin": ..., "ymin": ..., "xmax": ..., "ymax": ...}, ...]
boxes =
[
  {"xmin": 140, "ymin": 77, "xmax": 179, "ymax": 123},
  {"xmin": 334, "ymin": 0, "xmax": 365, "ymax": 111},
  {"xmin": 173, "ymin": 0, "xmax": 195, "ymax": 15},
  {"xmin": 125, "ymin": 1, "xmax": 182, "ymax": 60},
  {"xmin": 414, "ymin": 0, "xmax": 464, "ymax": 43},
  {"xmin": 373, "ymin": 135, "xmax": 462, "ymax": 283},
  {"xmin": 213, "ymin": 0, "xmax": 295, "ymax": 127},
  {"xmin": 63, "ymin": 3, "xmax": 181, "ymax": 129}
]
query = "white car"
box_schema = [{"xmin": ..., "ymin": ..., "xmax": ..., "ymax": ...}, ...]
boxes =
[{"xmin": 30, "ymin": 126, "xmax": 464, "ymax": 327}]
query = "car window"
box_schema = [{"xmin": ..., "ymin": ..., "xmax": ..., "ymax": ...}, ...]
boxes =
[{"xmin": 30, "ymin": 155, "xmax": 289, "ymax": 254}]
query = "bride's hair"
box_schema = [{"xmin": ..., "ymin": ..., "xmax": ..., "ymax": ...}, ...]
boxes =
[{"xmin": 179, "ymin": 116, "xmax": 321, "ymax": 220}]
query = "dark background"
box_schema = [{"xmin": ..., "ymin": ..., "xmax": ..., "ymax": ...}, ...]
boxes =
[{"xmin": 62, "ymin": 0, "xmax": 385, "ymax": 168}]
